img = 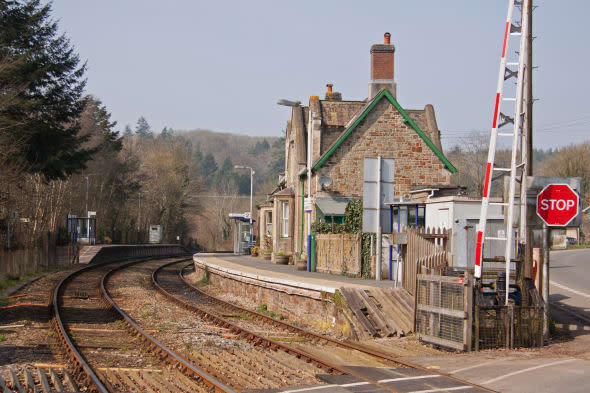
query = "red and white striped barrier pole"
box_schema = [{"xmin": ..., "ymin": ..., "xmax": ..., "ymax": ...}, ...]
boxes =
[{"xmin": 475, "ymin": 0, "xmax": 516, "ymax": 279}]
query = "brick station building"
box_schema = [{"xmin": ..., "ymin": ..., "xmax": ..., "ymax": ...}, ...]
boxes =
[{"xmin": 260, "ymin": 33, "xmax": 457, "ymax": 262}]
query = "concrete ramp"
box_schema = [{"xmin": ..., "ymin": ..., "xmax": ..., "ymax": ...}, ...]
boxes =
[
  {"xmin": 340, "ymin": 287, "xmax": 414, "ymax": 338},
  {"xmin": 78, "ymin": 245, "xmax": 102, "ymax": 264}
]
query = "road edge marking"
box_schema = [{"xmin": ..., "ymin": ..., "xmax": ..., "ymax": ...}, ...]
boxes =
[
  {"xmin": 482, "ymin": 358, "xmax": 576, "ymax": 385},
  {"xmin": 551, "ymin": 281, "xmax": 590, "ymax": 299},
  {"xmin": 450, "ymin": 360, "xmax": 503, "ymax": 375}
]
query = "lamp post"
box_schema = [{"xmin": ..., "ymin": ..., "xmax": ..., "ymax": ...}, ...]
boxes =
[
  {"xmin": 234, "ymin": 165, "xmax": 255, "ymax": 249},
  {"xmin": 85, "ymin": 175, "xmax": 91, "ymax": 241},
  {"xmin": 85, "ymin": 176, "xmax": 89, "ymax": 219},
  {"xmin": 277, "ymin": 98, "xmax": 312, "ymax": 271}
]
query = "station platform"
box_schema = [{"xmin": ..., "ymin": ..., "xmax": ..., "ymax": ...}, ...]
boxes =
[
  {"xmin": 193, "ymin": 253, "xmax": 413, "ymax": 340},
  {"xmin": 193, "ymin": 253, "xmax": 397, "ymax": 294}
]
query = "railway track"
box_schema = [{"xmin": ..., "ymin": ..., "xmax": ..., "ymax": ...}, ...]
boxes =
[
  {"xmin": 152, "ymin": 259, "xmax": 496, "ymax": 393},
  {"xmin": 106, "ymin": 259, "xmax": 324, "ymax": 392},
  {"xmin": 49, "ymin": 256, "xmax": 235, "ymax": 393},
  {"xmin": 2, "ymin": 256, "xmax": 495, "ymax": 392}
]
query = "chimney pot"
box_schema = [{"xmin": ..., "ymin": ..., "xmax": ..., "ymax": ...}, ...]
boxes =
[
  {"xmin": 384, "ymin": 32, "xmax": 391, "ymax": 44},
  {"xmin": 369, "ymin": 32, "xmax": 396, "ymax": 99},
  {"xmin": 326, "ymin": 83, "xmax": 333, "ymax": 94}
]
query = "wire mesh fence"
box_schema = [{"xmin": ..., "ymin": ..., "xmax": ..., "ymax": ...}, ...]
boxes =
[
  {"xmin": 474, "ymin": 280, "xmax": 544, "ymax": 350},
  {"xmin": 474, "ymin": 305, "xmax": 543, "ymax": 349},
  {"xmin": 415, "ymin": 273, "xmax": 472, "ymax": 351}
]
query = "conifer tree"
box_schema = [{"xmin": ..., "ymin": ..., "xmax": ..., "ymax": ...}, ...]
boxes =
[
  {"xmin": 0, "ymin": 0, "xmax": 92, "ymax": 180},
  {"xmin": 135, "ymin": 116, "xmax": 153, "ymax": 138}
]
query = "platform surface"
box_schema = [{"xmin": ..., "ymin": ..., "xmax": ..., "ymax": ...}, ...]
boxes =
[{"xmin": 194, "ymin": 253, "xmax": 397, "ymax": 293}]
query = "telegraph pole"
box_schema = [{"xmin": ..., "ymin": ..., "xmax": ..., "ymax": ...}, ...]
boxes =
[{"xmin": 523, "ymin": 0, "xmax": 534, "ymax": 278}]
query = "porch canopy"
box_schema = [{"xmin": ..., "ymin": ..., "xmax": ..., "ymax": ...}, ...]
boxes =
[
  {"xmin": 385, "ymin": 199, "xmax": 425, "ymax": 232},
  {"xmin": 315, "ymin": 197, "xmax": 353, "ymax": 223}
]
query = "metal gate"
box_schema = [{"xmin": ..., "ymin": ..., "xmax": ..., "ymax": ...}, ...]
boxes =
[{"xmin": 415, "ymin": 273, "xmax": 473, "ymax": 351}]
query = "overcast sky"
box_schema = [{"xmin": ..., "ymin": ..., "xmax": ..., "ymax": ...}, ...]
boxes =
[{"xmin": 50, "ymin": 1, "xmax": 589, "ymax": 150}]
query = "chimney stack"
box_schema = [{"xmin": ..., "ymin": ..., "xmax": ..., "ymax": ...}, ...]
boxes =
[
  {"xmin": 324, "ymin": 83, "xmax": 342, "ymax": 101},
  {"xmin": 369, "ymin": 32, "xmax": 396, "ymax": 100}
]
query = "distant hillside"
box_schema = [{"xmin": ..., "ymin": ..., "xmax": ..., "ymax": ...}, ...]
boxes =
[{"xmin": 178, "ymin": 129, "xmax": 285, "ymax": 195}]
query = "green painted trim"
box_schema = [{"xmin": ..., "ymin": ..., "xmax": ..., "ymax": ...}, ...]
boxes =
[
  {"xmin": 313, "ymin": 92, "xmax": 383, "ymax": 171},
  {"xmin": 312, "ymin": 89, "xmax": 457, "ymax": 173},
  {"xmin": 299, "ymin": 178, "xmax": 304, "ymax": 259}
]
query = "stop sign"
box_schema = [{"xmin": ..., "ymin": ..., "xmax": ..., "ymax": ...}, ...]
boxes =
[{"xmin": 536, "ymin": 184, "xmax": 579, "ymax": 226}]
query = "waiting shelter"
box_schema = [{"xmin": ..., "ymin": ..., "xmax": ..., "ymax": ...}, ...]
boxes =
[
  {"xmin": 229, "ymin": 212, "xmax": 255, "ymax": 255},
  {"xmin": 67, "ymin": 214, "xmax": 97, "ymax": 245}
]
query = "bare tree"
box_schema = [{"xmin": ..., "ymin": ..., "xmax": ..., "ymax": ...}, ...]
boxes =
[
  {"xmin": 538, "ymin": 142, "xmax": 590, "ymax": 207},
  {"xmin": 447, "ymin": 131, "xmax": 511, "ymax": 197}
]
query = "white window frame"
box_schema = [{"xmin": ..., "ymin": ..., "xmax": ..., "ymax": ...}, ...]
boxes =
[
  {"xmin": 282, "ymin": 201, "xmax": 289, "ymax": 238},
  {"xmin": 265, "ymin": 211, "xmax": 272, "ymax": 235}
]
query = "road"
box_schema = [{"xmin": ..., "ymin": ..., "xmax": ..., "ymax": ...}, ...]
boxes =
[
  {"xmin": 392, "ymin": 248, "xmax": 590, "ymax": 393},
  {"xmin": 550, "ymin": 248, "xmax": 590, "ymax": 324}
]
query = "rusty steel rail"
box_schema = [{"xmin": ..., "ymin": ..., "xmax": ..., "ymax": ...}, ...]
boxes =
[
  {"xmin": 100, "ymin": 258, "xmax": 236, "ymax": 393},
  {"xmin": 151, "ymin": 261, "xmax": 428, "ymax": 393},
  {"xmin": 51, "ymin": 261, "xmax": 117, "ymax": 393},
  {"xmin": 175, "ymin": 261, "xmax": 496, "ymax": 393},
  {"xmin": 152, "ymin": 262, "xmax": 344, "ymax": 374}
]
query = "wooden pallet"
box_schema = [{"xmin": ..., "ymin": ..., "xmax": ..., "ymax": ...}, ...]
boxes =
[{"xmin": 339, "ymin": 287, "xmax": 414, "ymax": 338}]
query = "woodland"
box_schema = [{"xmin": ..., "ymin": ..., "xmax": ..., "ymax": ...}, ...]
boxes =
[{"xmin": 0, "ymin": 1, "xmax": 587, "ymax": 253}]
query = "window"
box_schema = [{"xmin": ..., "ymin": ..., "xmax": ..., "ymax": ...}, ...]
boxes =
[
  {"xmin": 325, "ymin": 215, "xmax": 345, "ymax": 224},
  {"xmin": 265, "ymin": 211, "xmax": 272, "ymax": 235},
  {"xmin": 282, "ymin": 202, "xmax": 289, "ymax": 237}
]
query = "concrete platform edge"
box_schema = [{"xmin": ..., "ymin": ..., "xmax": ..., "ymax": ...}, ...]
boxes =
[{"xmin": 193, "ymin": 254, "xmax": 338, "ymax": 298}]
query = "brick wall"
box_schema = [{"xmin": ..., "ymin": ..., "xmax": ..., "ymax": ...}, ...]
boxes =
[
  {"xmin": 317, "ymin": 98, "xmax": 451, "ymax": 199},
  {"xmin": 371, "ymin": 51, "xmax": 394, "ymax": 80}
]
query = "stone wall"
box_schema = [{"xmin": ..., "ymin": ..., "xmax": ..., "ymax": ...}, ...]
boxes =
[
  {"xmin": 271, "ymin": 196, "xmax": 295, "ymax": 261},
  {"xmin": 193, "ymin": 261, "xmax": 356, "ymax": 339},
  {"xmin": 317, "ymin": 98, "xmax": 451, "ymax": 199}
]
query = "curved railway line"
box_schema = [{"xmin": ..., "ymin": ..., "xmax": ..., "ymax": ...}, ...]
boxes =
[
  {"xmin": 152, "ymin": 259, "xmax": 496, "ymax": 393},
  {"xmin": 2, "ymin": 256, "xmax": 495, "ymax": 392},
  {"xmin": 51, "ymin": 256, "xmax": 235, "ymax": 393}
]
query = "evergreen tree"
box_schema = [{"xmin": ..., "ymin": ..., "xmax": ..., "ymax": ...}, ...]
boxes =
[
  {"xmin": 270, "ymin": 136, "xmax": 285, "ymax": 175},
  {"xmin": 0, "ymin": 0, "xmax": 92, "ymax": 180},
  {"xmin": 123, "ymin": 125, "xmax": 133, "ymax": 136},
  {"xmin": 193, "ymin": 143, "xmax": 203, "ymax": 164},
  {"xmin": 235, "ymin": 173, "xmax": 251, "ymax": 195},
  {"xmin": 91, "ymin": 99, "xmax": 121, "ymax": 151},
  {"xmin": 201, "ymin": 153, "xmax": 217, "ymax": 179},
  {"xmin": 160, "ymin": 126, "xmax": 170, "ymax": 139},
  {"xmin": 135, "ymin": 116, "xmax": 153, "ymax": 138},
  {"xmin": 220, "ymin": 157, "xmax": 233, "ymax": 174}
]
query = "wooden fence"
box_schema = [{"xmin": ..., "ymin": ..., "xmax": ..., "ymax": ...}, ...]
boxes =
[
  {"xmin": 0, "ymin": 242, "xmax": 78, "ymax": 280},
  {"xmin": 315, "ymin": 233, "xmax": 362, "ymax": 276},
  {"xmin": 392, "ymin": 227, "xmax": 450, "ymax": 296}
]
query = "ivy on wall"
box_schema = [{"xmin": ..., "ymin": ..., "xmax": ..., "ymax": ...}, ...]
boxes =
[{"xmin": 312, "ymin": 199, "xmax": 373, "ymax": 278}]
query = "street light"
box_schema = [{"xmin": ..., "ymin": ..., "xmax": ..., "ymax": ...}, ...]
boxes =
[
  {"xmin": 278, "ymin": 98, "xmax": 313, "ymax": 270},
  {"xmin": 85, "ymin": 175, "xmax": 89, "ymax": 219},
  {"xmin": 235, "ymin": 165, "xmax": 255, "ymax": 250},
  {"xmin": 85, "ymin": 175, "xmax": 91, "ymax": 242}
]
